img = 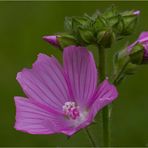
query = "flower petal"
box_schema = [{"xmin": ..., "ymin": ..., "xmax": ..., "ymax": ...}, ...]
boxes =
[
  {"xmin": 14, "ymin": 97, "xmax": 71, "ymax": 135},
  {"xmin": 69, "ymin": 80, "xmax": 118, "ymax": 134},
  {"xmin": 63, "ymin": 46, "xmax": 97, "ymax": 107},
  {"xmin": 138, "ymin": 32, "xmax": 148, "ymax": 42},
  {"xmin": 16, "ymin": 54, "xmax": 72, "ymax": 112},
  {"xmin": 88, "ymin": 79, "xmax": 118, "ymax": 118}
]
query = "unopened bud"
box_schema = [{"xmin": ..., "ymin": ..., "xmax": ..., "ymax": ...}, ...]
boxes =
[
  {"xmin": 97, "ymin": 30, "xmax": 116, "ymax": 48},
  {"xmin": 128, "ymin": 32, "xmax": 148, "ymax": 64},
  {"xmin": 43, "ymin": 35, "xmax": 59, "ymax": 48},
  {"xmin": 118, "ymin": 10, "xmax": 140, "ymax": 35}
]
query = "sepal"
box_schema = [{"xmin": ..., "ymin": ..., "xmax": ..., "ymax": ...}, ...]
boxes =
[{"xmin": 129, "ymin": 44, "xmax": 144, "ymax": 65}]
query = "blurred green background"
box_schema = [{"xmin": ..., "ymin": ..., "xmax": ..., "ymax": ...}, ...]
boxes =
[{"xmin": 0, "ymin": 1, "xmax": 148, "ymax": 147}]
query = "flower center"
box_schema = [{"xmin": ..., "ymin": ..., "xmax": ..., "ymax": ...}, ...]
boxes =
[{"xmin": 62, "ymin": 101, "xmax": 80, "ymax": 120}]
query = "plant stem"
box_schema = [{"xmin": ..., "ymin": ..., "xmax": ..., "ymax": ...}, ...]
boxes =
[
  {"xmin": 98, "ymin": 46, "xmax": 106, "ymax": 82},
  {"xmin": 98, "ymin": 45, "xmax": 110, "ymax": 147},
  {"xmin": 85, "ymin": 127, "xmax": 96, "ymax": 147}
]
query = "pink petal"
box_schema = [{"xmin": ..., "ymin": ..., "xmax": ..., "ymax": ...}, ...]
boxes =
[
  {"xmin": 16, "ymin": 54, "xmax": 72, "ymax": 112},
  {"xmin": 88, "ymin": 79, "xmax": 118, "ymax": 118},
  {"xmin": 14, "ymin": 97, "xmax": 71, "ymax": 135},
  {"xmin": 70, "ymin": 80, "xmax": 118, "ymax": 134},
  {"xmin": 138, "ymin": 32, "xmax": 148, "ymax": 42},
  {"xmin": 63, "ymin": 46, "xmax": 97, "ymax": 107}
]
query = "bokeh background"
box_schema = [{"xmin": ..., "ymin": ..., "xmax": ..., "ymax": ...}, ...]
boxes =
[{"xmin": 0, "ymin": 1, "xmax": 148, "ymax": 147}]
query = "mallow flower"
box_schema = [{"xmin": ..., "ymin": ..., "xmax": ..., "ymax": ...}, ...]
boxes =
[
  {"xmin": 14, "ymin": 45, "xmax": 118, "ymax": 136},
  {"xmin": 128, "ymin": 32, "xmax": 148, "ymax": 64}
]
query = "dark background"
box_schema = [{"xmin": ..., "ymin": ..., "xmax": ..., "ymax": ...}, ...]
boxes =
[{"xmin": 0, "ymin": 1, "xmax": 148, "ymax": 147}]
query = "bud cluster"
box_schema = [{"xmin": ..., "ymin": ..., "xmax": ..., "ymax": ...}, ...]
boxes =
[{"xmin": 43, "ymin": 6, "xmax": 140, "ymax": 49}]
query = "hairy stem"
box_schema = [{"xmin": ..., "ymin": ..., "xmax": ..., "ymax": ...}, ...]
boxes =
[
  {"xmin": 85, "ymin": 127, "xmax": 97, "ymax": 147},
  {"xmin": 98, "ymin": 46, "xmax": 110, "ymax": 147}
]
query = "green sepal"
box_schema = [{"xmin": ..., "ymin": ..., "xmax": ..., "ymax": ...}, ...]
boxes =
[
  {"xmin": 97, "ymin": 29, "xmax": 116, "ymax": 48},
  {"xmin": 120, "ymin": 10, "xmax": 138, "ymax": 17},
  {"xmin": 93, "ymin": 16, "xmax": 107, "ymax": 32},
  {"xmin": 103, "ymin": 5, "xmax": 118, "ymax": 19},
  {"xmin": 129, "ymin": 44, "xmax": 144, "ymax": 65},
  {"xmin": 57, "ymin": 34, "xmax": 78, "ymax": 48},
  {"xmin": 72, "ymin": 17, "xmax": 90, "ymax": 33},
  {"xmin": 64, "ymin": 17, "xmax": 73, "ymax": 32},
  {"xmin": 112, "ymin": 49, "xmax": 130, "ymax": 85},
  {"xmin": 122, "ymin": 15, "xmax": 138, "ymax": 35},
  {"xmin": 124, "ymin": 63, "xmax": 137, "ymax": 75},
  {"xmin": 79, "ymin": 29, "xmax": 95, "ymax": 44}
]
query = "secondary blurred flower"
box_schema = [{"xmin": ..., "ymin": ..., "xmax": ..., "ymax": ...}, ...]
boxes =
[
  {"xmin": 43, "ymin": 35, "xmax": 59, "ymax": 47},
  {"xmin": 128, "ymin": 32, "xmax": 148, "ymax": 64},
  {"xmin": 14, "ymin": 45, "xmax": 118, "ymax": 136}
]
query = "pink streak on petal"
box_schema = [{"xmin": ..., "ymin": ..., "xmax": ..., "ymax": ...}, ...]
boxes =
[
  {"xmin": 14, "ymin": 96, "xmax": 71, "ymax": 135},
  {"xmin": 63, "ymin": 45, "xmax": 97, "ymax": 108},
  {"xmin": 16, "ymin": 53, "xmax": 72, "ymax": 113},
  {"xmin": 43, "ymin": 35, "xmax": 59, "ymax": 47}
]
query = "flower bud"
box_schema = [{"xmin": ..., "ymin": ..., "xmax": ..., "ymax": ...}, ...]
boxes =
[
  {"xmin": 97, "ymin": 29, "xmax": 116, "ymax": 48},
  {"xmin": 128, "ymin": 44, "xmax": 144, "ymax": 65},
  {"xmin": 79, "ymin": 29, "xmax": 95, "ymax": 44},
  {"xmin": 43, "ymin": 34, "xmax": 78, "ymax": 49},
  {"xmin": 118, "ymin": 10, "xmax": 140, "ymax": 35},
  {"xmin": 43, "ymin": 35, "xmax": 59, "ymax": 48},
  {"xmin": 128, "ymin": 32, "xmax": 148, "ymax": 64}
]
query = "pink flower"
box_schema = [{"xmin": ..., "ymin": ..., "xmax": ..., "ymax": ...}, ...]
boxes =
[
  {"xmin": 43, "ymin": 35, "xmax": 59, "ymax": 47},
  {"xmin": 128, "ymin": 32, "xmax": 148, "ymax": 61},
  {"xmin": 14, "ymin": 45, "xmax": 118, "ymax": 136}
]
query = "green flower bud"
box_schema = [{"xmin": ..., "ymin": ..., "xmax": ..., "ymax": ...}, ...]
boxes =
[
  {"xmin": 97, "ymin": 29, "xmax": 116, "ymax": 48},
  {"xmin": 103, "ymin": 5, "xmax": 118, "ymax": 19},
  {"xmin": 128, "ymin": 44, "xmax": 144, "ymax": 65},
  {"xmin": 64, "ymin": 16, "xmax": 90, "ymax": 33},
  {"xmin": 93, "ymin": 16, "xmax": 107, "ymax": 32},
  {"xmin": 79, "ymin": 29, "xmax": 95, "ymax": 44},
  {"xmin": 118, "ymin": 10, "xmax": 140, "ymax": 35}
]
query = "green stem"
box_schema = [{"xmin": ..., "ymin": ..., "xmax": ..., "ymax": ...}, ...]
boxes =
[
  {"xmin": 85, "ymin": 127, "xmax": 97, "ymax": 147},
  {"xmin": 98, "ymin": 45, "xmax": 110, "ymax": 147},
  {"xmin": 98, "ymin": 46, "xmax": 106, "ymax": 82}
]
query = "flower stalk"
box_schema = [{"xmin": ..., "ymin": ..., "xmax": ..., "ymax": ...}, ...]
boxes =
[
  {"xmin": 98, "ymin": 45, "xmax": 110, "ymax": 147},
  {"xmin": 85, "ymin": 127, "xmax": 97, "ymax": 147}
]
